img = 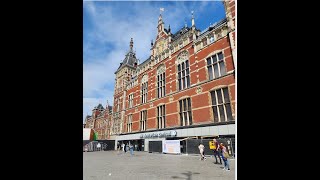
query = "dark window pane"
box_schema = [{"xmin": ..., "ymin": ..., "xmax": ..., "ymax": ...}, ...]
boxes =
[
  {"xmin": 180, "ymin": 113, "xmax": 183, "ymax": 125},
  {"xmin": 186, "ymin": 76, "xmax": 190, "ymax": 88},
  {"xmin": 211, "ymin": 91, "xmax": 217, "ymax": 105},
  {"xmin": 178, "ymin": 72, "xmax": 181, "ymax": 79},
  {"xmin": 207, "ymin": 58, "xmax": 211, "ymax": 65},
  {"xmin": 179, "ymin": 100, "xmax": 182, "ymax": 112},
  {"xmin": 214, "ymin": 64, "xmax": 219, "ymax": 78},
  {"xmin": 182, "ymin": 70, "xmax": 185, "ymax": 77},
  {"xmin": 212, "ymin": 55, "xmax": 217, "ymax": 63},
  {"xmin": 187, "ymin": 98, "xmax": 191, "ymax": 110},
  {"xmin": 184, "ymin": 112, "xmax": 188, "ymax": 125},
  {"xmin": 186, "ymin": 68, "xmax": 189, "ymax": 75},
  {"xmin": 220, "ymin": 62, "xmax": 226, "ymax": 76},
  {"xmin": 183, "ymin": 99, "xmax": 187, "ymax": 111},
  {"xmin": 217, "ymin": 89, "xmax": 223, "ymax": 104},
  {"xmin": 218, "ymin": 105, "xmax": 225, "ymax": 122},
  {"xmin": 223, "ymin": 88, "xmax": 230, "ymax": 103},
  {"xmin": 218, "ymin": 52, "xmax": 224, "ymax": 60},
  {"xmin": 225, "ymin": 103, "xmax": 233, "ymax": 121},
  {"xmin": 182, "ymin": 77, "xmax": 185, "ymax": 89},
  {"xmin": 186, "ymin": 60, "xmax": 189, "ymax": 68},
  {"xmin": 179, "ymin": 79, "xmax": 181, "ymax": 90},
  {"xmin": 213, "ymin": 106, "xmax": 218, "ymax": 122},
  {"xmin": 163, "ymin": 116, "xmax": 166, "ymax": 128},
  {"xmin": 178, "ymin": 64, "xmax": 181, "ymax": 72},
  {"xmin": 163, "ymin": 105, "xmax": 165, "ymax": 116},
  {"xmin": 208, "ymin": 66, "xmax": 213, "ymax": 80},
  {"xmin": 182, "ymin": 62, "xmax": 185, "ymax": 70},
  {"xmin": 188, "ymin": 111, "xmax": 192, "ymax": 125}
]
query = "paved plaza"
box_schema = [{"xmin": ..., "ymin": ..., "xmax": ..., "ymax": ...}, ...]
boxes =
[{"xmin": 84, "ymin": 151, "xmax": 235, "ymax": 180}]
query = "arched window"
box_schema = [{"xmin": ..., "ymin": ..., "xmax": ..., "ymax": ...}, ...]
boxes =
[
  {"xmin": 157, "ymin": 65, "xmax": 166, "ymax": 98},
  {"xmin": 177, "ymin": 51, "xmax": 190, "ymax": 90},
  {"xmin": 141, "ymin": 75, "xmax": 148, "ymax": 104}
]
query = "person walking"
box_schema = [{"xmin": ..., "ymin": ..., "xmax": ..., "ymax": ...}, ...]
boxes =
[
  {"xmin": 212, "ymin": 138, "xmax": 222, "ymax": 164},
  {"xmin": 129, "ymin": 143, "xmax": 134, "ymax": 156},
  {"xmin": 198, "ymin": 143, "xmax": 205, "ymax": 161},
  {"xmin": 220, "ymin": 143, "xmax": 231, "ymax": 171},
  {"xmin": 124, "ymin": 143, "xmax": 127, "ymax": 153}
]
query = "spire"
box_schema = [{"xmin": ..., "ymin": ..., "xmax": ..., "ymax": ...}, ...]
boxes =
[
  {"xmin": 106, "ymin": 100, "xmax": 109, "ymax": 110},
  {"xmin": 158, "ymin": 8, "xmax": 164, "ymax": 33},
  {"xmin": 168, "ymin": 24, "xmax": 171, "ymax": 33},
  {"xmin": 130, "ymin": 38, "xmax": 133, "ymax": 51},
  {"xmin": 191, "ymin": 11, "xmax": 195, "ymax": 27}
]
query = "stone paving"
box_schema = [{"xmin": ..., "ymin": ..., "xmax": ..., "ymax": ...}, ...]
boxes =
[{"xmin": 84, "ymin": 150, "xmax": 235, "ymax": 180}]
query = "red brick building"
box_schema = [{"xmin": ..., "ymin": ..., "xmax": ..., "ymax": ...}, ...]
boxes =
[
  {"xmin": 109, "ymin": 0, "xmax": 236, "ymax": 152},
  {"xmin": 84, "ymin": 103, "xmax": 113, "ymax": 140}
]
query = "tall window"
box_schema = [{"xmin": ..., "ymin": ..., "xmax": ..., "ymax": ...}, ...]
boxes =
[
  {"xmin": 128, "ymin": 94, "xmax": 134, "ymax": 108},
  {"xmin": 141, "ymin": 75, "xmax": 148, "ymax": 104},
  {"xmin": 127, "ymin": 115, "xmax": 132, "ymax": 133},
  {"xmin": 207, "ymin": 52, "xmax": 226, "ymax": 80},
  {"xmin": 157, "ymin": 66, "xmax": 166, "ymax": 98},
  {"xmin": 157, "ymin": 105, "xmax": 166, "ymax": 129},
  {"xmin": 140, "ymin": 110, "xmax": 147, "ymax": 131},
  {"xmin": 178, "ymin": 60, "xmax": 190, "ymax": 90},
  {"xmin": 179, "ymin": 98, "xmax": 192, "ymax": 126},
  {"xmin": 211, "ymin": 87, "xmax": 233, "ymax": 122}
]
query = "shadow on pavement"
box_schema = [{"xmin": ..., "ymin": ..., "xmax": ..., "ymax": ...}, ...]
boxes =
[{"xmin": 171, "ymin": 171, "xmax": 200, "ymax": 180}]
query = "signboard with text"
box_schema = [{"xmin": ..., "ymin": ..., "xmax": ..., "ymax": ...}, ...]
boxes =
[{"xmin": 162, "ymin": 140, "xmax": 181, "ymax": 154}]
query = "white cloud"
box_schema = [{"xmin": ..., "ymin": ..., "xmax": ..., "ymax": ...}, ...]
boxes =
[{"xmin": 83, "ymin": 1, "xmax": 220, "ymax": 122}]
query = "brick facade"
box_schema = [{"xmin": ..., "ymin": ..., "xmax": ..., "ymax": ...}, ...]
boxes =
[{"xmin": 112, "ymin": 1, "xmax": 236, "ymax": 137}]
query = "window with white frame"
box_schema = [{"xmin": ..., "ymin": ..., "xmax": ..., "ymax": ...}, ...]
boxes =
[
  {"xmin": 140, "ymin": 110, "xmax": 147, "ymax": 131},
  {"xmin": 210, "ymin": 87, "xmax": 233, "ymax": 122},
  {"xmin": 178, "ymin": 60, "xmax": 190, "ymax": 90},
  {"xmin": 157, "ymin": 105, "xmax": 166, "ymax": 129},
  {"xmin": 141, "ymin": 75, "xmax": 148, "ymax": 104},
  {"xmin": 157, "ymin": 66, "xmax": 166, "ymax": 98},
  {"xmin": 127, "ymin": 114, "xmax": 132, "ymax": 133},
  {"xmin": 128, "ymin": 93, "xmax": 134, "ymax": 108},
  {"xmin": 207, "ymin": 52, "xmax": 226, "ymax": 80},
  {"xmin": 179, "ymin": 98, "xmax": 192, "ymax": 126}
]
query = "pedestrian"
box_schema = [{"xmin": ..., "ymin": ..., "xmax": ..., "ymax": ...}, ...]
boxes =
[
  {"xmin": 129, "ymin": 143, "xmax": 134, "ymax": 156},
  {"xmin": 198, "ymin": 143, "xmax": 205, "ymax": 161},
  {"xmin": 220, "ymin": 143, "xmax": 231, "ymax": 171},
  {"xmin": 212, "ymin": 138, "xmax": 222, "ymax": 164},
  {"xmin": 124, "ymin": 143, "xmax": 127, "ymax": 153}
]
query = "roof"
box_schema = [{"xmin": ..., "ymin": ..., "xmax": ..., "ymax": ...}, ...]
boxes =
[
  {"xmin": 198, "ymin": 18, "xmax": 227, "ymax": 38},
  {"xmin": 138, "ymin": 56, "xmax": 151, "ymax": 67},
  {"xmin": 171, "ymin": 26, "xmax": 191, "ymax": 41},
  {"xmin": 93, "ymin": 104, "xmax": 104, "ymax": 110},
  {"xmin": 115, "ymin": 50, "xmax": 138, "ymax": 73}
]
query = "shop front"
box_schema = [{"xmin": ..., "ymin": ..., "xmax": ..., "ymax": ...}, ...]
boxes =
[{"xmin": 115, "ymin": 123, "xmax": 235, "ymax": 154}]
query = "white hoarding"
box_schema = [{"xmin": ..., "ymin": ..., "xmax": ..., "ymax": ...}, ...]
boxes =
[
  {"xmin": 83, "ymin": 128, "xmax": 92, "ymax": 140},
  {"xmin": 162, "ymin": 140, "xmax": 181, "ymax": 154}
]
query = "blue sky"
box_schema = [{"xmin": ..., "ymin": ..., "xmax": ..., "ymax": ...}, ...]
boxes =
[{"xmin": 83, "ymin": 0, "xmax": 226, "ymax": 122}]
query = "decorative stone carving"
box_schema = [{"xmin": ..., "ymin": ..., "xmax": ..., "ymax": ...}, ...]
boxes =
[
  {"xmin": 196, "ymin": 86, "xmax": 202, "ymax": 94},
  {"xmin": 169, "ymin": 95, "xmax": 174, "ymax": 102},
  {"xmin": 157, "ymin": 65, "xmax": 166, "ymax": 75},
  {"xmin": 177, "ymin": 50, "xmax": 189, "ymax": 64},
  {"xmin": 141, "ymin": 74, "xmax": 148, "ymax": 83}
]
